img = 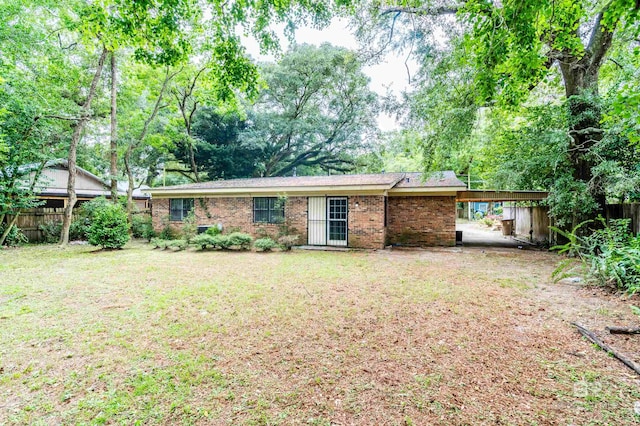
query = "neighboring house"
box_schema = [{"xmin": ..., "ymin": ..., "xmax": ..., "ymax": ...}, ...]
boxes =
[
  {"xmin": 8, "ymin": 159, "xmax": 150, "ymax": 241},
  {"xmin": 146, "ymin": 172, "xmax": 467, "ymax": 249},
  {"xmin": 27, "ymin": 159, "xmax": 150, "ymax": 210}
]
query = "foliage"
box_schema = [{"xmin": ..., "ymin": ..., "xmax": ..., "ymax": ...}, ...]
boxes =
[
  {"xmin": 254, "ymin": 237, "xmax": 277, "ymax": 252},
  {"xmin": 0, "ymin": 223, "xmax": 28, "ymax": 246},
  {"xmin": 189, "ymin": 234, "xmax": 217, "ymax": 250},
  {"xmin": 552, "ymin": 218, "xmax": 640, "ymax": 294},
  {"xmin": 39, "ymin": 221, "xmax": 63, "ymax": 244},
  {"xmin": 277, "ymin": 234, "xmax": 299, "ymax": 251},
  {"xmin": 173, "ymin": 107, "xmax": 256, "ymax": 180},
  {"xmin": 131, "ymin": 214, "xmax": 155, "ymax": 240},
  {"xmin": 205, "ymin": 225, "xmax": 222, "ymax": 236},
  {"xmin": 181, "ymin": 210, "xmax": 197, "ymax": 242},
  {"xmin": 150, "ymin": 237, "xmax": 187, "ymax": 250},
  {"xmin": 228, "ymin": 232, "xmax": 253, "ymax": 250},
  {"xmin": 240, "ymin": 43, "xmax": 379, "ymax": 177},
  {"xmin": 87, "ymin": 203, "xmax": 130, "ymax": 249}
]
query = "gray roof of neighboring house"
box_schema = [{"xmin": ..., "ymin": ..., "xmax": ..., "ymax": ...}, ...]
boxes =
[
  {"xmin": 19, "ymin": 159, "xmax": 149, "ymax": 199},
  {"xmin": 148, "ymin": 171, "xmax": 466, "ymax": 192}
]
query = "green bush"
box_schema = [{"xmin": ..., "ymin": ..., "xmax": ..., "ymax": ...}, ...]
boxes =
[
  {"xmin": 150, "ymin": 237, "xmax": 168, "ymax": 249},
  {"xmin": 216, "ymin": 234, "xmax": 232, "ymax": 250},
  {"xmin": 277, "ymin": 234, "xmax": 299, "ymax": 251},
  {"xmin": 131, "ymin": 214, "xmax": 154, "ymax": 240},
  {"xmin": 0, "ymin": 224, "xmax": 28, "ymax": 246},
  {"xmin": 39, "ymin": 221, "xmax": 62, "ymax": 243},
  {"xmin": 229, "ymin": 232, "xmax": 253, "ymax": 250},
  {"xmin": 205, "ymin": 225, "xmax": 222, "ymax": 236},
  {"xmin": 87, "ymin": 203, "xmax": 130, "ymax": 249},
  {"xmin": 254, "ymin": 237, "xmax": 277, "ymax": 252},
  {"xmin": 189, "ymin": 234, "xmax": 217, "ymax": 250},
  {"xmin": 552, "ymin": 217, "xmax": 640, "ymax": 294},
  {"xmin": 69, "ymin": 219, "xmax": 89, "ymax": 240},
  {"xmin": 182, "ymin": 211, "xmax": 197, "ymax": 242},
  {"xmin": 167, "ymin": 239, "xmax": 188, "ymax": 251},
  {"xmin": 159, "ymin": 221, "xmax": 178, "ymax": 240}
]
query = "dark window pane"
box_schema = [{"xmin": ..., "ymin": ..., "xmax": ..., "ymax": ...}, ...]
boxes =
[{"xmin": 253, "ymin": 197, "xmax": 285, "ymax": 223}]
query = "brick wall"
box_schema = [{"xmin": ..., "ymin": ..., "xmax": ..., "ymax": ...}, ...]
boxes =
[
  {"xmin": 152, "ymin": 194, "xmax": 455, "ymax": 248},
  {"xmin": 152, "ymin": 196, "xmax": 308, "ymax": 242},
  {"xmin": 348, "ymin": 195, "xmax": 386, "ymax": 249},
  {"xmin": 387, "ymin": 196, "xmax": 456, "ymax": 246}
]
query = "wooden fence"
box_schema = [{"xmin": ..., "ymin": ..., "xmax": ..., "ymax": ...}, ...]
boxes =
[
  {"xmin": 606, "ymin": 203, "xmax": 640, "ymax": 235},
  {"xmin": 8, "ymin": 207, "xmax": 150, "ymax": 242},
  {"xmin": 503, "ymin": 205, "xmax": 550, "ymax": 242}
]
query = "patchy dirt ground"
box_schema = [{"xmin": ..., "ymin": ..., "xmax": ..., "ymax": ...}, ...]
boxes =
[{"xmin": 0, "ymin": 242, "xmax": 639, "ymax": 425}]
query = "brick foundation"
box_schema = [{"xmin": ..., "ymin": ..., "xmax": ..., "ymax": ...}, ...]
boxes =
[{"xmin": 386, "ymin": 196, "xmax": 456, "ymax": 246}]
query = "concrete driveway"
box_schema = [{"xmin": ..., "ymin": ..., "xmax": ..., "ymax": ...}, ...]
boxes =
[{"xmin": 456, "ymin": 221, "xmax": 522, "ymax": 248}]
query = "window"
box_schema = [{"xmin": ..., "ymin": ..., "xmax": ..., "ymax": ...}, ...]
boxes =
[
  {"xmin": 169, "ymin": 198, "xmax": 194, "ymax": 221},
  {"xmin": 253, "ymin": 197, "xmax": 284, "ymax": 224}
]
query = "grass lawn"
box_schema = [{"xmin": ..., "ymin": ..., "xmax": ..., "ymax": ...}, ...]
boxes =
[{"xmin": 1, "ymin": 241, "xmax": 639, "ymax": 425}]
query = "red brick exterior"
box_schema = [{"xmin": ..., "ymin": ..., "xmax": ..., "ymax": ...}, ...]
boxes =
[
  {"xmin": 151, "ymin": 194, "xmax": 456, "ymax": 248},
  {"xmin": 348, "ymin": 195, "xmax": 386, "ymax": 249},
  {"xmin": 152, "ymin": 196, "xmax": 307, "ymax": 242},
  {"xmin": 386, "ymin": 196, "xmax": 456, "ymax": 246}
]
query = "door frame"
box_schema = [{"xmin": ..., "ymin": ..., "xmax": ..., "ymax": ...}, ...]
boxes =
[
  {"xmin": 307, "ymin": 196, "xmax": 349, "ymax": 246},
  {"xmin": 326, "ymin": 196, "xmax": 348, "ymax": 247}
]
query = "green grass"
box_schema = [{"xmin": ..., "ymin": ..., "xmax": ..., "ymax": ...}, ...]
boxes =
[{"xmin": 0, "ymin": 242, "xmax": 638, "ymax": 425}]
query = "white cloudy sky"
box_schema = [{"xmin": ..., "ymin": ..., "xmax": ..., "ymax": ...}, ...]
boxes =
[{"xmin": 241, "ymin": 18, "xmax": 414, "ymax": 131}]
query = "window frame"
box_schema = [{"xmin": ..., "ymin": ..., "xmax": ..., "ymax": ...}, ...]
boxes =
[
  {"xmin": 169, "ymin": 198, "xmax": 194, "ymax": 222},
  {"xmin": 253, "ymin": 197, "xmax": 285, "ymax": 224}
]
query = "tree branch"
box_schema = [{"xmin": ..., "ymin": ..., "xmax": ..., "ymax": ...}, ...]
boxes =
[{"xmin": 380, "ymin": 6, "xmax": 459, "ymax": 16}]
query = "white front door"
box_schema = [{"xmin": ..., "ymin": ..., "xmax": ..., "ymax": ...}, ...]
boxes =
[
  {"xmin": 327, "ymin": 197, "xmax": 348, "ymax": 246},
  {"xmin": 308, "ymin": 197, "xmax": 327, "ymax": 245}
]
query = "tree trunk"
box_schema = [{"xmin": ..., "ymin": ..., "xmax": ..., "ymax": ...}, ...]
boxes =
[
  {"xmin": 124, "ymin": 67, "xmax": 177, "ymax": 222},
  {"xmin": 60, "ymin": 47, "xmax": 108, "ymax": 245},
  {"xmin": 557, "ymin": 10, "xmax": 616, "ymax": 225},
  {"xmin": 0, "ymin": 213, "xmax": 20, "ymax": 245},
  {"xmin": 110, "ymin": 51, "xmax": 118, "ymax": 203}
]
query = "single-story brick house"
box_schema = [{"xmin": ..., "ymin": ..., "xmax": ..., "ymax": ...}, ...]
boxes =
[{"xmin": 146, "ymin": 172, "xmax": 467, "ymax": 249}]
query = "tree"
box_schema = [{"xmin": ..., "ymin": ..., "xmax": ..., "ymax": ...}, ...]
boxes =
[
  {"xmin": 241, "ymin": 43, "xmax": 379, "ymax": 177},
  {"xmin": 364, "ymin": 0, "xmax": 640, "ymax": 226},
  {"xmin": 183, "ymin": 107, "xmax": 257, "ymax": 180}
]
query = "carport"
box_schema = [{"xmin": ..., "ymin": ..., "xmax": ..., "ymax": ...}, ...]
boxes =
[{"xmin": 456, "ymin": 190, "xmax": 549, "ymax": 247}]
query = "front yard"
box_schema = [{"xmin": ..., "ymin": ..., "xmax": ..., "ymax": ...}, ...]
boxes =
[{"xmin": 1, "ymin": 242, "xmax": 639, "ymax": 425}]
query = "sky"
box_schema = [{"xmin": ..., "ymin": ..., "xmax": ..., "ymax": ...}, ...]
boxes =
[{"xmin": 241, "ymin": 18, "xmax": 414, "ymax": 132}]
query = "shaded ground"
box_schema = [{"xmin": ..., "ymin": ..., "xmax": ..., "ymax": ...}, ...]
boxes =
[
  {"xmin": 1, "ymin": 242, "xmax": 639, "ymax": 425},
  {"xmin": 457, "ymin": 221, "xmax": 522, "ymax": 248}
]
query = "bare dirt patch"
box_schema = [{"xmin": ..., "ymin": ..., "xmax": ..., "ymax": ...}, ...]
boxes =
[{"xmin": 0, "ymin": 242, "xmax": 639, "ymax": 425}]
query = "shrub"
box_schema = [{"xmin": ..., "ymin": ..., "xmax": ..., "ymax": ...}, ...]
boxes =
[
  {"xmin": 552, "ymin": 217, "xmax": 640, "ymax": 294},
  {"xmin": 87, "ymin": 203, "xmax": 130, "ymax": 249},
  {"xmin": 150, "ymin": 237, "xmax": 169, "ymax": 249},
  {"xmin": 254, "ymin": 237, "xmax": 277, "ymax": 252},
  {"xmin": 481, "ymin": 217, "xmax": 494, "ymax": 227},
  {"xmin": 0, "ymin": 224, "xmax": 28, "ymax": 246},
  {"xmin": 216, "ymin": 234, "xmax": 232, "ymax": 250},
  {"xmin": 190, "ymin": 234, "xmax": 217, "ymax": 250},
  {"xmin": 182, "ymin": 211, "xmax": 197, "ymax": 242},
  {"xmin": 229, "ymin": 232, "xmax": 253, "ymax": 250},
  {"xmin": 69, "ymin": 219, "xmax": 89, "ymax": 240},
  {"xmin": 159, "ymin": 219, "xmax": 178, "ymax": 240},
  {"xmin": 205, "ymin": 225, "xmax": 222, "ymax": 236},
  {"xmin": 131, "ymin": 214, "xmax": 154, "ymax": 240},
  {"xmin": 39, "ymin": 221, "xmax": 62, "ymax": 243},
  {"xmin": 277, "ymin": 234, "xmax": 299, "ymax": 251},
  {"xmin": 167, "ymin": 239, "xmax": 188, "ymax": 251}
]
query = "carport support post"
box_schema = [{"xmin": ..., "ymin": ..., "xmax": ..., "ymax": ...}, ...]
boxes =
[{"xmin": 467, "ymin": 171, "xmax": 471, "ymax": 220}]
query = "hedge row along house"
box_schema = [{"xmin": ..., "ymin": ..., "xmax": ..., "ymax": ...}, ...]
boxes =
[{"xmin": 146, "ymin": 172, "xmax": 467, "ymax": 249}]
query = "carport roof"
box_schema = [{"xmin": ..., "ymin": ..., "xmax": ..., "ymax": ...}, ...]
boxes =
[{"xmin": 456, "ymin": 190, "xmax": 548, "ymax": 202}]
